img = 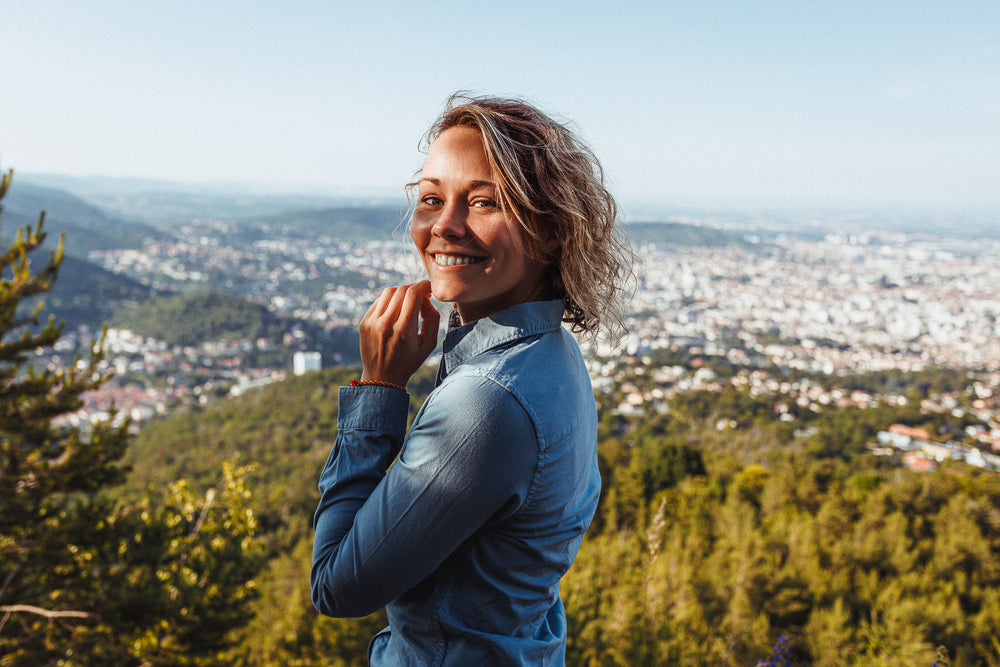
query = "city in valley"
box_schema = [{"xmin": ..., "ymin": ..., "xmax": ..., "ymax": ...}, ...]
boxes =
[{"xmin": 35, "ymin": 211, "xmax": 1000, "ymax": 473}]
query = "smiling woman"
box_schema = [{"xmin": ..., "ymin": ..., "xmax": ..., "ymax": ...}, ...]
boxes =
[
  {"xmin": 310, "ymin": 93, "xmax": 633, "ymax": 666},
  {"xmin": 411, "ymin": 125, "xmax": 552, "ymax": 323},
  {"xmin": 414, "ymin": 94, "xmax": 633, "ymax": 337}
]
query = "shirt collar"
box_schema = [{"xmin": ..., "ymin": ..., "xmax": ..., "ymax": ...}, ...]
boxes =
[{"xmin": 436, "ymin": 300, "xmax": 565, "ymax": 384}]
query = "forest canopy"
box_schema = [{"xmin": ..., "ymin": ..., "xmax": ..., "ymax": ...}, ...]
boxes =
[{"xmin": 119, "ymin": 358, "xmax": 1000, "ymax": 666}]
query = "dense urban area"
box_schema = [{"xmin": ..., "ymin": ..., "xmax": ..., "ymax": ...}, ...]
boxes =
[{"xmin": 41, "ymin": 218, "xmax": 1000, "ymax": 474}]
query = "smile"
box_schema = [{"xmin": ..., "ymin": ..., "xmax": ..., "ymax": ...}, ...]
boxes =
[{"xmin": 433, "ymin": 254, "xmax": 486, "ymax": 267}]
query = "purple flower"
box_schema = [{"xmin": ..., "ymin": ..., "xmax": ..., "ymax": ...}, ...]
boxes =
[{"xmin": 757, "ymin": 635, "xmax": 792, "ymax": 666}]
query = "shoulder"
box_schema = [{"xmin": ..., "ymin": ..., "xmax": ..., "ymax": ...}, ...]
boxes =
[
  {"xmin": 477, "ymin": 324, "xmax": 585, "ymax": 380},
  {"xmin": 406, "ymin": 373, "xmax": 539, "ymax": 490},
  {"xmin": 421, "ymin": 371, "xmax": 532, "ymax": 436},
  {"xmin": 445, "ymin": 328, "xmax": 595, "ymax": 442}
]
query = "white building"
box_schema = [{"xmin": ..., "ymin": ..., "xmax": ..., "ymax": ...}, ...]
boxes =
[{"xmin": 293, "ymin": 351, "xmax": 322, "ymax": 376}]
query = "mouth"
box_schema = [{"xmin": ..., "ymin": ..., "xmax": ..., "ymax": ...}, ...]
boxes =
[{"xmin": 432, "ymin": 253, "xmax": 486, "ymax": 267}]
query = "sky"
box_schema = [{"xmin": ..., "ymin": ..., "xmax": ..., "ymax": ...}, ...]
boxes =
[{"xmin": 2, "ymin": 1, "xmax": 999, "ymax": 208}]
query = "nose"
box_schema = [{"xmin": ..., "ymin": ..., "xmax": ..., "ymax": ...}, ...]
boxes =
[{"xmin": 431, "ymin": 201, "xmax": 468, "ymax": 241}]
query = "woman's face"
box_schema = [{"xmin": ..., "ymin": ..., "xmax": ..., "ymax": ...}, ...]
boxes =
[{"xmin": 411, "ymin": 126, "xmax": 549, "ymax": 323}]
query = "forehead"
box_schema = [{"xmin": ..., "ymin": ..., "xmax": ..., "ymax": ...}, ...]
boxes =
[{"xmin": 421, "ymin": 126, "xmax": 493, "ymax": 182}]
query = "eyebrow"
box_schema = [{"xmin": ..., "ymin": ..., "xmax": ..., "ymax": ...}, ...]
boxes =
[{"xmin": 419, "ymin": 177, "xmax": 496, "ymax": 190}]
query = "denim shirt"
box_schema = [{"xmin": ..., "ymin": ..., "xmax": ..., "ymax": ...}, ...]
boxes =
[{"xmin": 311, "ymin": 300, "xmax": 601, "ymax": 666}]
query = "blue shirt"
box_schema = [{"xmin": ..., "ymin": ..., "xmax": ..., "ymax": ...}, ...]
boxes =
[{"xmin": 311, "ymin": 300, "xmax": 601, "ymax": 666}]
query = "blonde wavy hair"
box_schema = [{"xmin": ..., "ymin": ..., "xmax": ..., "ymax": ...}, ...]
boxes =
[{"xmin": 411, "ymin": 93, "xmax": 634, "ymax": 342}]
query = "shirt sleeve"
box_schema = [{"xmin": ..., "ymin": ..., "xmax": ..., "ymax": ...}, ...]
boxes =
[{"xmin": 311, "ymin": 375, "xmax": 538, "ymax": 618}]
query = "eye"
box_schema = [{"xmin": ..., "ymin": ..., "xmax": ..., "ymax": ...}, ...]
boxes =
[
  {"xmin": 471, "ymin": 198, "xmax": 499, "ymax": 209},
  {"xmin": 420, "ymin": 195, "xmax": 443, "ymax": 206}
]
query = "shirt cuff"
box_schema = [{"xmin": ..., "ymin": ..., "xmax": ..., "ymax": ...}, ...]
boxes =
[{"xmin": 338, "ymin": 385, "xmax": 410, "ymax": 439}]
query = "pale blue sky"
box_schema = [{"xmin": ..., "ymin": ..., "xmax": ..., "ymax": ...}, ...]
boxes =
[{"xmin": 2, "ymin": 1, "xmax": 998, "ymax": 206}]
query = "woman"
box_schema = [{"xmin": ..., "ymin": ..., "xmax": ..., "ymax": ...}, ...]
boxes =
[{"xmin": 311, "ymin": 94, "xmax": 632, "ymax": 665}]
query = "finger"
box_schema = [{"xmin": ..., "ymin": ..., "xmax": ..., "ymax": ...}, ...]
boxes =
[
  {"xmin": 372, "ymin": 286, "xmax": 415, "ymax": 331},
  {"xmin": 390, "ymin": 289, "xmax": 419, "ymax": 343},
  {"xmin": 411, "ymin": 281, "xmax": 438, "ymax": 321},
  {"xmin": 360, "ymin": 299, "xmax": 380, "ymax": 336},
  {"xmin": 398, "ymin": 282, "xmax": 430, "ymax": 340},
  {"xmin": 364, "ymin": 286, "xmax": 395, "ymax": 321}
]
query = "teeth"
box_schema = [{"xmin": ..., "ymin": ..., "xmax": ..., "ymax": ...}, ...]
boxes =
[{"xmin": 435, "ymin": 254, "xmax": 482, "ymax": 266}]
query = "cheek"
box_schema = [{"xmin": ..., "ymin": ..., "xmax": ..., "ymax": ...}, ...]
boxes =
[
  {"xmin": 410, "ymin": 221, "xmax": 427, "ymax": 249},
  {"xmin": 484, "ymin": 225, "xmax": 526, "ymax": 263},
  {"xmin": 410, "ymin": 225, "xmax": 436, "ymax": 275}
]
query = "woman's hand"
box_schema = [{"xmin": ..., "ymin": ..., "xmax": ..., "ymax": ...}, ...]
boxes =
[{"xmin": 359, "ymin": 280, "xmax": 441, "ymax": 388}]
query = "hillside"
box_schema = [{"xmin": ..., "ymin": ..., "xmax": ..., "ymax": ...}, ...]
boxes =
[
  {"xmin": 124, "ymin": 366, "xmax": 354, "ymax": 524},
  {"xmin": 111, "ymin": 289, "xmax": 361, "ymax": 365},
  {"xmin": 42, "ymin": 255, "xmax": 161, "ymax": 332},
  {"xmin": 2, "ymin": 180, "xmax": 168, "ymax": 253},
  {"xmin": 626, "ymin": 220, "xmax": 755, "ymax": 248},
  {"xmin": 118, "ymin": 357, "xmax": 1000, "ymax": 665},
  {"xmin": 114, "ymin": 290, "xmax": 282, "ymax": 347}
]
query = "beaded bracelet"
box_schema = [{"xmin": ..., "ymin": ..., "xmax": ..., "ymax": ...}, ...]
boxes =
[{"xmin": 348, "ymin": 378, "xmax": 406, "ymax": 391}]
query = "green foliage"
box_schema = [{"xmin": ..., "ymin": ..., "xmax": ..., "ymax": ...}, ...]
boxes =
[
  {"xmin": 115, "ymin": 290, "xmax": 281, "ymax": 347},
  {"xmin": 112, "ymin": 289, "xmax": 361, "ymax": 367},
  {"xmin": 231, "ymin": 538, "xmax": 385, "ymax": 666},
  {"xmin": 17, "ymin": 464, "xmax": 264, "ymax": 666},
  {"xmin": 123, "ymin": 365, "xmax": 358, "ymax": 537},
  {"xmin": 563, "ymin": 431, "xmax": 1000, "ymax": 666},
  {"xmin": 0, "ymin": 170, "xmax": 263, "ymax": 665},
  {"xmin": 571, "ymin": 352, "xmax": 1000, "ymax": 665}
]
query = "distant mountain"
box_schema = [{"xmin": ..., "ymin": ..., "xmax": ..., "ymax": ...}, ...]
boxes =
[
  {"xmin": 2, "ymin": 180, "xmax": 167, "ymax": 254},
  {"xmin": 20, "ymin": 173, "xmax": 402, "ymax": 226},
  {"xmin": 244, "ymin": 205, "xmax": 407, "ymax": 242},
  {"xmin": 41, "ymin": 255, "xmax": 162, "ymax": 332},
  {"xmin": 81, "ymin": 191, "xmax": 373, "ymax": 227},
  {"xmin": 3, "ymin": 178, "xmax": 165, "ymax": 331},
  {"xmin": 625, "ymin": 221, "xmax": 755, "ymax": 248}
]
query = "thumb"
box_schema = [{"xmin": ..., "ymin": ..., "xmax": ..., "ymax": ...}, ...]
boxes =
[{"xmin": 418, "ymin": 293, "xmax": 441, "ymax": 354}]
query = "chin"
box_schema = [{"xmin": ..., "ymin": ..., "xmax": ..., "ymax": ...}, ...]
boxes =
[{"xmin": 429, "ymin": 283, "xmax": 462, "ymax": 304}]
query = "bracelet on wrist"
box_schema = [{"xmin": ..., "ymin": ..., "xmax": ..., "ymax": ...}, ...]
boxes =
[{"xmin": 349, "ymin": 378, "xmax": 406, "ymax": 391}]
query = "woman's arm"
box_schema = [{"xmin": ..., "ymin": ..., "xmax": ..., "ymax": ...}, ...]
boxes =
[
  {"xmin": 311, "ymin": 279, "xmax": 537, "ymax": 617},
  {"xmin": 310, "ymin": 375, "xmax": 537, "ymax": 617}
]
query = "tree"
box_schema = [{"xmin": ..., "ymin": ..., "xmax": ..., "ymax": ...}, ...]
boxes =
[{"xmin": 0, "ymin": 169, "xmax": 263, "ymax": 665}]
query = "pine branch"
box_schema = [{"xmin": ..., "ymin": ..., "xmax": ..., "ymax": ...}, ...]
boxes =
[
  {"xmin": 0, "ymin": 605, "xmax": 98, "ymax": 637},
  {"xmin": 0, "ymin": 604, "xmax": 96, "ymax": 620}
]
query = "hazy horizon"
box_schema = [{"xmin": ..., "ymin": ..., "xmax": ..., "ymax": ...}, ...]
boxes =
[
  {"xmin": 17, "ymin": 169, "xmax": 1000, "ymax": 220},
  {"xmin": 3, "ymin": 2, "xmax": 999, "ymax": 210}
]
